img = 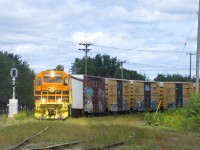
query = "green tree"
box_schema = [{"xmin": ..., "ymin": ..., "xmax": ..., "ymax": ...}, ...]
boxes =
[
  {"xmin": 154, "ymin": 73, "xmax": 195, "ymax": 82},
  {"xmin": 0, "ymin": 51, "xmax": 35, "ymax": 111},
  {"xmin": 54, "ymin": 65, "xmax": 64, "ymax": 71},
  {"xmin": 71, "ymin": 54, "xmax": 146, "ymax": 80}
]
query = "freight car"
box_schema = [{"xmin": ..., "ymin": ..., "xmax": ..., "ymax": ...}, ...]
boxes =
[
  {"xmin": 70, "ymin": 75, "xmax": 105, "ymax": 117},
  {"xmin": 105, "ymin": 78, "xmax": 130, "ymax": 112},
  {"xmin": 34, "ymin": 70, "xmax": 71, "ymax": 119},
  {"xmin": 160, "ymin": 82, "xmax": 194, "ymax": 109},
  {"xmin": 131, "ymin": 80, "xmax": 160, "ymax": 112}
]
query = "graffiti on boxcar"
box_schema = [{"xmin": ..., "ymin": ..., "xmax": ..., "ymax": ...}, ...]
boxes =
[
  {"xmin": 84, "ymin": 86, "xmax": 94, "ymax": 113},
  {"xmin": 98, "ymin": 89, "xmax": 104, "ymax": 112}
]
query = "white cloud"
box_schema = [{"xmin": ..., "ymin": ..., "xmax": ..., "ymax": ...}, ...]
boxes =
[{"xmin": 0, "ymin": 0, "xmax": 197, "ymax": 79}]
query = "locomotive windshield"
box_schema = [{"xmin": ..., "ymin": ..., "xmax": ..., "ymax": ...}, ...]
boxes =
[{"xmin": 43, "ymin": 77, "xmax": 62, "ymax": 83}]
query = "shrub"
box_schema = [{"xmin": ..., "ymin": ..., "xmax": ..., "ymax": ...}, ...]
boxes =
[
  {"xmin": 191, "ymin": 115, "xmax": 200, "ymax": 130},
  {"xmin": 144, "ymin": 113, "xmax": 163, "ymax": 125},
  {"xmin": 185, "ymin": 93, "xmax": 200, "ymax": 118},
  {"xmin": 14, "ymin": 112, "xmax": 26, "ymax": 120}
]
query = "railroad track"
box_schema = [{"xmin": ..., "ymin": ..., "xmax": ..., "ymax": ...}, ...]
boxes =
[
  {"xmin": 85, "ymin": 141, "xmax": 125, "ymax": 150},
  {"xmin": 28, "ymin": 137, "xmax": 95, "ymax": 150},
  {"xmin": 84, "ymin": 132, "xmax": 136, "ymax": 150},
  {"xmin": 9, "ymin": 121, "xmax": 58, "ymax": 150},
  {"xmin": 10, "ymin": 127, "xmax": 49, "ymax": 150},
  {"xmin": 9, "ymin": 121, "xmax": 136, "ymax": 150},
  {"xmin": 9, "ymin": 120, "xmax": 95, "ymax": 150},
  {"xmin": 24, "ymin": 138, "xmax": 124, "ymax": 150}
]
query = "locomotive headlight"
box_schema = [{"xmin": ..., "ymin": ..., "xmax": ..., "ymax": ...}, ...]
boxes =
[
  {"xmin": 57, "ymin": 98, "xmax": 62, "ymax": 103},
  {"xmin": 41, "ymin": 98, "xmax": 46, "ymax": 103},
  {"xmin": 50, "ymin": 71, "xmax": 55, "ymax": 77}
]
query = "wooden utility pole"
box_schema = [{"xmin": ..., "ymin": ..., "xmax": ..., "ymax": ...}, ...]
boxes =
[
  {"xmin": 79, "ymin": 42, "xmax": 92, "ymax": 75},
  {"xmin": 196, "ymin": 0, "xmax": 200, "ymax": 92},
  {"xmin": 120, "ymin": 61, "xmax": 126, "ymax": 79},
  {"xmin": 186, "ymin": 52, "xmax": 196, "ymax": 80}
]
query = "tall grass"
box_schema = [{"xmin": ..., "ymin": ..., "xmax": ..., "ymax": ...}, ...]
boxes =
[{"xmin": 0, "ymin": 113, "xmax": 200, "ymax": 149}]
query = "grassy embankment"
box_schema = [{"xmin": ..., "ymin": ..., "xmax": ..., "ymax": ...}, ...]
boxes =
[{"xmin": 0, "ymin": 113, "xmax": 200, "ymax": 150}]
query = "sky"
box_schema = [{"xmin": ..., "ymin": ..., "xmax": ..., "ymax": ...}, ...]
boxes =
[{"xmin": 0, "ymin": 0, "xmax": 198, "ymax": 80}]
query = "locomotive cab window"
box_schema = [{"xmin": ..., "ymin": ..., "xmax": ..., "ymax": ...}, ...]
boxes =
[
  {"xmin": 43, "ymin": 77, "xmax": 62, "ymax": 83},
  {"xmin": 54, "ymin": 77, "xmax": 62, "ymax": 83},
  {"xmin": 36, "ymin": 78, "xmax": 41, "ymax": 86},
  {"xmin": 64, "ymin": 78, "xmax": 68, "ymax": 85}
]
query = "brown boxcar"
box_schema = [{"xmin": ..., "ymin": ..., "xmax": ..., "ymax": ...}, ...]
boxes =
[{"xmin": 70, "ymin": 75, "xmax": 105, "ymax": 116}]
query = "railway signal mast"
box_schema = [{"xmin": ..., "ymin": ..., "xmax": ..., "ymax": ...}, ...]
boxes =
[{"xmin": 8, "ymin": 68, "xmax": 18, "ymax": 117}]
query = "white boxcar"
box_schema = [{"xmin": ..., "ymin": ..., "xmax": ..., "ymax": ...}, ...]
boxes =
[{"xmin": 70, "ymin": 75, "xmax": 84, "ymax": 117}]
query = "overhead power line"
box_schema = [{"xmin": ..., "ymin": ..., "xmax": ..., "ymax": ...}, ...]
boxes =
[
  {"xmin": 93, "ymin": 44, "xmax": 195, "ymax": 54},
  {"xmin": 195, "ymin": 0, "xmax": 198, "ymax": 5},
  {"xmin": 172, "ymin": 15, "xmax": 198, "ymax": 73},
  {"xmin": 127, "ymin": 62, "xmax": 196, "ymax": 70}
]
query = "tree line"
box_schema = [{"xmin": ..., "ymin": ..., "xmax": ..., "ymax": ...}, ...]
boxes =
[
  {"xmin": 0, "ymin": 51, "xmax": 35, "ymax": 111},
  {"xmin": 71, "ymin": 54, "xmax": 146, "ymax": 80},
  {"xmin": 154, "ymin": 74, "xmax": 195, "ymax": 82}
]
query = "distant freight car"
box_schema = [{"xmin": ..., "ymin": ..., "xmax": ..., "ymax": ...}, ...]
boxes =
[
  {"xmin": 105, "ymin": 78, "xmax": 130, "ymax": 112},
  {"xmin": 34, "ymin": 70, "xmax": 71, "ymax": 120},
  {"xmin": 131, "ymin": 80, "xmax": 160, "ymax": 112},
  {"xmin": 70, "ymin": 75, "xmax": 105, "ymax": 117},
  {"xmin": 160, "ymin": 82, "xmax": 194, "ymax": 109}
]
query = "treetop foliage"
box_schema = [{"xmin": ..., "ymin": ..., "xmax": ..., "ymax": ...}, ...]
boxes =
[
  {"xmin": 154, "ymin": 74, "xmax": 195, "ymax": 82},
  {"xmin": 71, "ymin": 54, "xmax": 146, "ymax": 80},
  {"xmin": 54, "ymin": 65, "xmax": 64, "ymax": 71}
]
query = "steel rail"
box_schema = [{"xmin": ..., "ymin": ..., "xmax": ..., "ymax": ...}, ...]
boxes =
[
  {"xmin": 28, "ymin": 137, "xmax": 95, "ymax": 150},
  {"xmin": 85, "ymin": 141, "xmax": 125, "ymax": 150},
  {"xmin": 9, "ymin": 127, "xmax": 49, "ymax": 150},
  {"xmin": 31, "ymin": 139, "xmax": 85, "ymax": 150},
  {"xmin": 9, "ymin": 121, "xmax": 58, "ymax": 150}
]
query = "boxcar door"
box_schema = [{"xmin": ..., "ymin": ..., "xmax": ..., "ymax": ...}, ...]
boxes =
[
  {"xmin": 144, "ymin": 82, "xmax": 151, "ymax": 111},
  {"xmin": 93, "ymin": 78, "xmax": 99, "ymax": 113},
  {"xmin": 83, "ymin": 76, "xmax": 94, "ymax": 114},
  {"xmin": 176, "ymin": 83, "xmax": 183, "ymax": 107},
  {"xmin": 97, "ymin": 78, "xmax": 105, "ymax": 114},
  {"xmin": 117, "ymin": 80, "xmax": 123, "ymax": 111}
]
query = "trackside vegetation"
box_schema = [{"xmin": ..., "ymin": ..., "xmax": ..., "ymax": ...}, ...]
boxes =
[
  {"xmin": 0, "ymin": 114, "xmax": 200, "ymax": 150},
  {"xmin": 144, "ymin": 92, "xmax": 200, "ymax": 131}
]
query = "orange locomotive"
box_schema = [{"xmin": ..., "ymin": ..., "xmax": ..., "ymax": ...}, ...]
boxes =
[{"xmin": 34, "ymin": 70, "xmax": 71, "ymax": 119}]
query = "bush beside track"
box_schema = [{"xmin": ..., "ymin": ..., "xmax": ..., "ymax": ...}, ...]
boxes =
[{"xmin": 144, "ymin": 92, "xmax": 200, "ymax": 130}]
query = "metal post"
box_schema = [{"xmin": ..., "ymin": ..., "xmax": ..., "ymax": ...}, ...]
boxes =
[
  {"xmin": 12, "ymin": 78, "xmax": 16, "ymax": 99},
  {"xmin": 196, "ymin": 0, "xmax": 200, "ymax": 92}
]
